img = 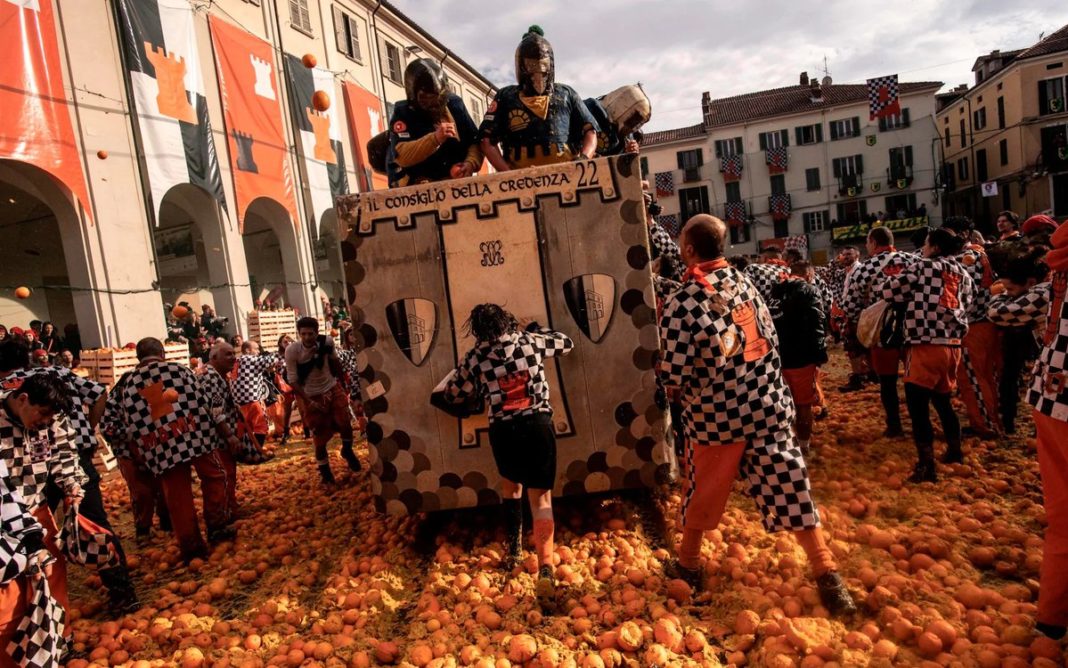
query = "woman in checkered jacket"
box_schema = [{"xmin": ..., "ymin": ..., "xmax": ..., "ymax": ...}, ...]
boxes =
[
  {"xmin": 441, "ymin": 304, "xmax": 573, "ymax": 611},
  {"xmin": 880, "ymin": 228, "xmax": 975, "ymax": 483}
]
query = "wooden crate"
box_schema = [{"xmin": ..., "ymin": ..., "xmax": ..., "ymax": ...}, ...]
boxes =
[
  {"xmin": 164, "ymin": 341, "xmax": 190, "ymax": 366},
  {"xmin": 248, "ymin": 309, "xmax": 298, "ymax": 347},
  {"xmin": 80, "ymin": 343, "xmax": 190, "ymax": 385}
]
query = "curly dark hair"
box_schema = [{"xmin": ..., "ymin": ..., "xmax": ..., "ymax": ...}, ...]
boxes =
[
  {"xmin": 1001, "ymin": 247, "xmax": 1049, "ymax": 286},
  {"xmin": 925, "ymin": 228, "xmax": 966, "ymax": 258},
  {"xmin": 11, "ymin": 372, "xmax": 74, "ymax": 417},
  {"xmin": 465, "ymin": 304, "xmax": 517, "ymax": 342}
]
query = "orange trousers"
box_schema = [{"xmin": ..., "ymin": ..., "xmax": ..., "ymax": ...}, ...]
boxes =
[
  {"xmin": 1035, "ymin": 410, "xmax": 1068, "ymax": 627},
  {"xmin": 159, "ymin": 451, "xmax": 232, "ymax": 559},
  {"xmin": 957, "ymin": 322, "xmax": 1002, "ymax": 435},
  {"xmin": 117, "ymin": 457, "xmax": 167, "ymax": 533}
]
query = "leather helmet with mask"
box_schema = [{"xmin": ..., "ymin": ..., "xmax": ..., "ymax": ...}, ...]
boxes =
[
  {"xmin": 404, "ymin": 58, "xmax": 450, "ymax": 120},
  {"xmin": 514, "ymin": 25, "xmax": 554, "ymax": 97},
  {"xmin": 600, "ymin": 84, "xmax": 652, "ymax": 137}
]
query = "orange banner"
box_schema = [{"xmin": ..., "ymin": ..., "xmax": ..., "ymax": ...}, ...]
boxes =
[
  {"xmin": 208, "ymin": 15, "xmax": 299, "ymax": 230},
  {"xmin": 341, "ymin": 81, "xmax": 390, "ymax": 192},
  {"xmin": 0, "ymin": 0, "xmax": 93, "ymax": 223}
]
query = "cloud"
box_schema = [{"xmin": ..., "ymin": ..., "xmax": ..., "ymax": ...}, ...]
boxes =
[{"xmin": 391, "ymin": 0, "xmax": 1068, "ymax": 131}]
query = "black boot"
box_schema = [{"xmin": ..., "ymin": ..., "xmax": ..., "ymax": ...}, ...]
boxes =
[
  {"xmin": 502, "ymin": 499, "xmax": 523, "ymax": 570},
  {"xmin": 340, "ymin": 441, "xmax": 362, "ymax": 472},
  {"xmin": 909, "ymin": 441, "xmax": 938, "ymax": 483},
  {"xmin": 1036, "ymin": 622, "xmax": 1067, "ymax": 640},
  {"xmin": 816, "ymin": 572, "xmax": 857, "ymax": 617},
  {"xmin": 100, "ymin": 566, "xmax": 141, "ymax": 616},
  {"xmin": 837, "ymin": 374, "xmax": 864, "ymax": 393},
  {"xmin": 941, "ymin": 440, "xmax": 963, "ymax": 465},
  {"xmin": 318, "ymin": 462, "xmax": 336, "ymax": 486},
  {"xmin": 664, "ymin": 560, "xmax": 703, "ymax": 591},
  {"xmin": 879, "ymin": 376, "xmax": 903, "ymax": 437}
]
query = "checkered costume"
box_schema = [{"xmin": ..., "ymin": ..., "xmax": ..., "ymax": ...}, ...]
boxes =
[
  {"xmin": 744, "ymin": 261, "xmax": 790, "ymax": 311},
  {"xmin": 102, "ymin": 361, "xmax": 216, "ymax": 476},
  {"xmin": 0, "ymin": 459, "xmax": 45, "ymax": 585},
  {"xmin": 7, "ymin": 572, "xmax": 66, "ymax": 668},
  {"xmin": 100, "ymin": 371, "xmax": 137, "ymax": 462},
  {"xmin": 443, "ymin": 326, "xmax": 574, "ymax": 424},
  {"xmin": 880, "ymin": 256, "xmax": 974, "ymax": 345},
  {"xmin": 987, "ymin": 282, "xmax": 1051, "ymax": 345},
  {"xmin": 812, "ymin": 273, "xmax": 832, "ymax": 322},
  {"xmin": 840, "ymin": 249, "xmax": 913, "ymax": 322},
  {"xmin": 199, "ymin": 366, "xmax": 238, "ymax": 435},
  {"xmin": 660, "ymin": 260, "xmax": 819, "ymax": 533},
  {"xmin": 1029, "ymin": 272, "xmax": 1068, "ymax": 421},
  {"xmin": 0, "ymin": 397, "xmax": 85, "ymax": 512},
  {"xmin": 648, "ymin": 221, "xmax": 684, "ymax": 282},
  {"xmin": 338, "ymin": 348, "xmax": 361, "ymax": 400},
  {"xmin": 0, "ymin": 368, "xmax": 106, "ymax": 453},
  {"xmin": 959, "ymin": 245, "xmax": 997, "ymax": 323},
  {"xmin": 231, "ymin": 354, "xmax": 282, "ymax": 405}
]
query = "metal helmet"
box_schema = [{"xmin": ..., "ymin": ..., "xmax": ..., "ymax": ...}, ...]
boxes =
[
  {"xmin": 514, "ymin": 25, "xmax": 554, "ymax": 96},
  {"xmin": 599, "ymin": 84, "xmax": 652, "ymax": 136},
  {"xmin": 404, "ymin": 58, "xmax": 449, "ymax": 112}
]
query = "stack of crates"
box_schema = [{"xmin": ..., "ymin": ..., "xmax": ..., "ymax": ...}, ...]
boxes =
[{"xmin": 248, "ymin": 309, "xmax": 298, "ymax": 347}]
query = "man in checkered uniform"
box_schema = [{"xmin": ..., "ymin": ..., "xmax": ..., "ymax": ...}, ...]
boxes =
[
  {"xmin": 0, "ymin": 339, "xmax": 140, "ymax": 615},
  {"xmin": 1029, "ymin": 224, "xmax": 1068, "ymax": 640},
  {"xmin": 0, "ymin": 372, "xmax": 84, "ymax": 621},
  {"xmin": 231, "ymin": 341, "xmax": 282, "ymax": 449},
  {"xmin": 940, "ymin": 217, "xmax": 1002, "ymax": 438},
  {"xmin": 744, "ymin": 246, "xmax": 790, "ymax": 312},
  {"xmin": 440, "ymin": 304, "xmax": 574, "ymax": 610},
  {"xmin": 880, "ymin": 228, "xmax": 974, "ymax": 481},
  {"xmin": 840, "ymin": 227, "xmax": 913, "ymax": 435},
  {"xmin": 658, "ymin": 214, "xmax": 855, "ymax": 616},
  {"xmin": 199, "ymin": 341, "xmax": 245, "ymax": 522},
  {"xmin": 100, "ymin": 338, "xmax": 232, "ymax": 562},
  {"xmin": 1, "ymin": 457, "xmax": 66, "ymax": 668}
]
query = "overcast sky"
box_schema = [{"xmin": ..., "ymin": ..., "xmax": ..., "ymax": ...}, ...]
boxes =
[{"xmin": 391, "ymin": 0, "xmax": 1068, "ymax": 132}]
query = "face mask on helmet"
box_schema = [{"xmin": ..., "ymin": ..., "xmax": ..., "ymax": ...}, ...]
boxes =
[
  {"xmin": 404, "ymin": 58, "xmax": 449, "ymax": 115},
  {"xmin": 600, "ymin": 84, "xmax": 652, "ymax": 136},
  {"xmin": 514, "ymin": 26, "xmax": 555, "ymax": 96}
]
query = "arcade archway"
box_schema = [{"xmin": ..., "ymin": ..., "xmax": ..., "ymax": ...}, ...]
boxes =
[
  {"xmin": 242, "ymin": 198, "xmax": 305, "ymax": 310},
  {"xmin": 315, "ymin": 210, "xmax": 347, "ymax": 306}
]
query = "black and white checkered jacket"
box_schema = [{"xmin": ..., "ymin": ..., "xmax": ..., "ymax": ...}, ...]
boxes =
[
  {"xmin": 338, "ymin": 348, "xmax": 361, "ymax": 401},
  {"xmin": 818, "ymin": 263, "xmax": 853, "ymax": 304},
  {"xmin": 100, "ymin": 361, "xmax": 216, "ymax": 476},
  {"xmin": 231, "ymin": 354, "xmax": 281, "ymax": 405},
  {"xmin": 1, "ymin": 367, "xmax": 106, "ymax": 453},
  {"xmin": 840, "ymin": 249, "xmax": 914, "ymax": 322},
  {"xmin": 959, "ymin": 245, "xmax": 997, "ymax": 323},
  {"xmin": 1029, "ymin": 272, "xmax": 1068, "ymax": 421},
  {"xmin": 199, "ymin": 366, "xmax": 238, "ymax": 431},
  {"xmin": 744, "ymin": 261, "xmax": 790, "ymax": 308},
  {"xmin": 987, "ymin": 282, "xmax": 1050, "ymax": 345},
  {"xmin": 444, "ymin": 326, "xmax": 574, "ymax": 424},
  {"xmin": 100, "ymin": 370, "xmax": 137, "ymax": 462},
  {"xmin": 0, "ymin": 459, "xmax": 45, "ymax": 585},
  {"xmin": 880, "ymin": 256, "xmax": 974, "ymax": 345},
  {"xmin": 648, "ymin": 222, "xmax": 684, "ymax": 282},
  {"xmin": 0, "ymin": 396, "xmax": 85, "ymax": 512},
  {"xmin": 659, "ymin": 259, "xmax": 794, "ymax": 445}
]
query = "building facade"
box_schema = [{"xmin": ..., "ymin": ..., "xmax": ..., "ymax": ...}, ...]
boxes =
[
  {"xmin": 642, "ymin": 74, "xmax": 942, "ymax": 264},
  {"xmin": 937, "ymin": 25, "xmax": 1068, "ymax": 229},
  {"xmin": 0, "ymin": 0, "xmax": 495, "ymax": 348}
]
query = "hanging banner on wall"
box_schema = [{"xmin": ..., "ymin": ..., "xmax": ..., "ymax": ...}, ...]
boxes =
[
  {"xmin": 341, "ymin": 81, "xmax": 390, "ymax": 192},
  {"xmin": 0, "ymin": 0, "xmax": 94, "ymax": 223},
  {"xmin": 114, "ymin": 0, "xmax": 227, "ymax": 222},
  {"xmin": 208, "ymin": 15, "xmax": 299, "ymax": 232},
  {"xmin": 283, "ymin": 54, "xmax": 348, "ymax": 234}
]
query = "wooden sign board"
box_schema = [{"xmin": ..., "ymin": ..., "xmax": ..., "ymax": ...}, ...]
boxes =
[{"xmin": 335, "ymin": 155, "xmax": 669, "ymax": 515}]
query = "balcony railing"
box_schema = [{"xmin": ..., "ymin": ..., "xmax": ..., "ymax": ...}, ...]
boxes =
[{"xmin": 887, "ymin": 165, "xmax": 914, "ymax": 188}]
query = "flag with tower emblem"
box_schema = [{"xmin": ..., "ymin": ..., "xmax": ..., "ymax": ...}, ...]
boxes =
[
  {"xmin": 114, "ymin": 0, "xmax": 227, "ymax": 223},
  {"xmin": 867, "ymin": 74, "xmax": 901, "ymax": 121},
  {"xmin": 284, "ymin": 54, "xmax": 349, "ymax": 235},
  {"xmin": 209, "ymin": 16, "xmax": 299, "ymax": 231}
]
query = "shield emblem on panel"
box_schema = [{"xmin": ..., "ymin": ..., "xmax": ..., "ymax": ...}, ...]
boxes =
[
  {"xmin": 386, "ymin": 298, "xmax": 437, "ymax": 366},
  {"xmin": 563, "ymin": 274, "xmax": 616, "ymax": 343}
]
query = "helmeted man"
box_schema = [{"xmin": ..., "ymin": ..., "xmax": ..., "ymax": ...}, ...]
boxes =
[
  {"xmin": 583, "ymin": 84, "xmax": 651, "ymax": 156},
  {"xmin": 840, "ymin": 227, "xmax": 913, "ymax": 436},
  {"xmin": 386, "ymin": 58, "xmax": 483, "ymax": 187},
  {"xmin": 480, "ymin": 26, "xmax": 599, "ymax": 170},
  {"xmin": 658, "ymin": 214, "xmax": 855, "ymax": 616}
]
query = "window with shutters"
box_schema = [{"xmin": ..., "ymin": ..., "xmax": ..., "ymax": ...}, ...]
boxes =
[
  {"xmin": 773, "ymin": 219, "xmax": 789, "ymax": 238},
  {"xmin": 836, "ymin": 200, "xmax": 868, "ymax": 225},
  {"xmin": 725, "ymin": 181, "xmax": 742, "ymax": 203},
  {"xmin": 959, "ymin": 119, "xmax": 967, "ymax": 148},
  {"xmin": 884, "ymin": 194, "xmax": 917, "ymax": 219},
  {"xmin": 997, "ymin": 97, "xmax": 1005, "ymax": 129},
  {"xmin": 468, "ymin": 97, "xmax": 483, "ymax": 122},
  {"xmin": 973, "ymin": 107, "xmax": 987, "ymax": 131},
  {"xmin": 805, "ymin": 168, "xmax": 821, "ymax": 191},
  {"xmin": 677, "ymin": 149, "xmax": 703, "ymax": 181},
  {"xmin": 833, "ymin": 155, "xmax": 863, "ymax": 177},
  {"xmin": 289, "ymin": 0, "xmax": 313, "ymax": 34},
  {"xmin": 878, "ymin": 108, "xmax": 910, "ymax": 131},
  {"xmin": 976, "ymin": 149, "xmax": 988, "ymax": 182},
  {"xmin": 999, "ymin": 139, "xmax": 1009, "ymax": 166},
  {"xmin": 640, "ymin": 157, "xmax": 649, "ymax": 177},
  {"xmin": 243, "ymin": 0, "xmax": 261, "ymax": 5},
  {"xmin": 384, "ymin": 42, "xmax": 402, "ymax": 83},
  {"xmin": 888, "ymin": 146, "xmax": 913, "ymax": 183},
  {"xmin": 795, "ymin": 123, "xmax": 822, "ymax": 145},
  {"xmin": 944, "ymin": 127, "xmax": 952, "ymax": 148},
  {"xmin": 830, "ymin": 117, "xmax": 861, "ymax": 140},
  {"xmin": 678, "ymin": 186, "xmax": 710, "ymax": 220},
  {"xmin": 714, "ymin": 137, "xmax": 743, "ymax": 157},
  {"xmin": 332, "ymin": 6, "xmax": 362, "ymax": 62},
  {"xmin": 730, "ymin": 223, "xmax": 751, "ymax": 245},
  {"xmin": 770, "ymin": 174, "xmax": 786, "ymax": 195},
  {"xmin": 958, "ymin": 157, "xmax": 969, "ymax": 181},
  {"xmin": 758, "ymin": 130, "xmax": 789, "ymax": 150},
  {"xmin": 1038, "ymin": 76, "xmax": 1066, "ymax": 116},
  {"xmin": 803, "ymin": 211, "xmax": 828, "ymax": 232}
]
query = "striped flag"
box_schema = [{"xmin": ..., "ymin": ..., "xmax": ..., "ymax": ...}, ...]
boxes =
[
  {"xmin": 114, "ymin": 0, "xmax": 226, "ymax": 222},
  {"xmin": 654, "ymin": 171, "xmax": 675, "ymax": 197},
  {"xmin": 283, "ymin": 54, "xmax": 349, "ymax": 235}
]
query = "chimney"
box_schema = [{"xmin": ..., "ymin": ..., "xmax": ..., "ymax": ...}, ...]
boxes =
[
  {"xmin": 800, "ymin": 71, "xmax": 809, "ymax": 86},
  {"xmin": 809, "ymin": 78, "xmax": 822, "ymax": 101},
  {"xmin": 701, "ymin": 91, "xmax": 711, "ymax": 119}
]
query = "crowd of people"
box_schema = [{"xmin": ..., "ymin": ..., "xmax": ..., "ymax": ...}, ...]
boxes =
[{"xmin": 0, "ymin": 322, "xmax": 82, "ymax": 369}]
